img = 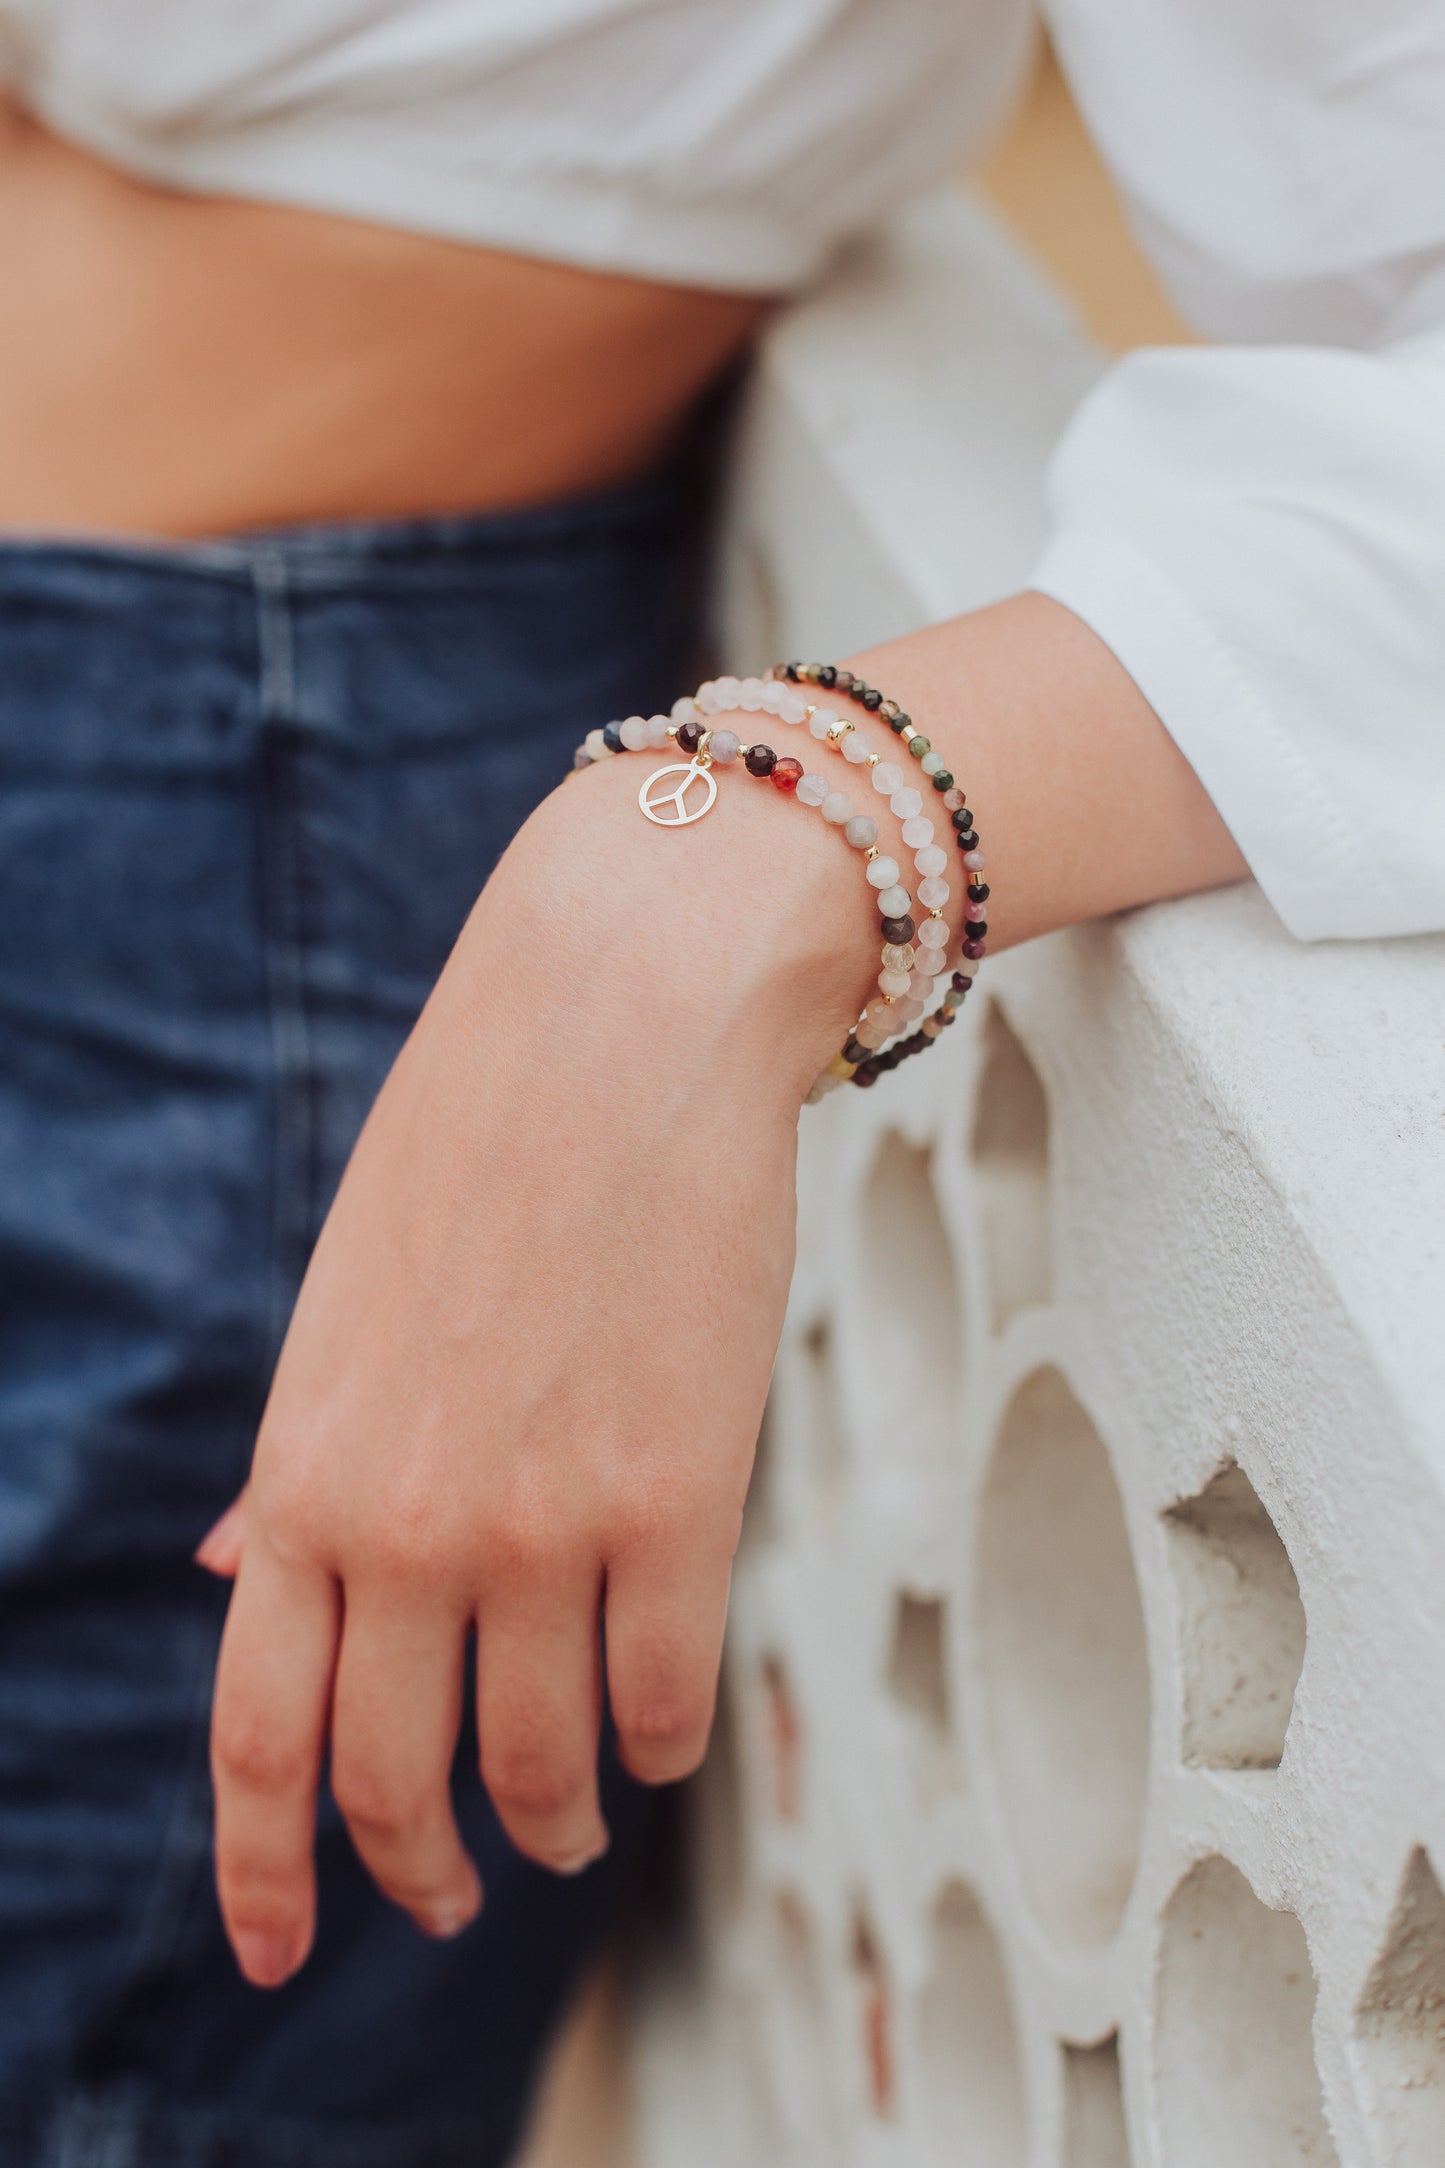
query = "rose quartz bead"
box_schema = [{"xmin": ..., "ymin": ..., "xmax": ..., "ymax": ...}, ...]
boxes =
[
  {"xmin": 821, "ymin": 791, "xmax": 853, "ymax": 824},
  {"xmin": 672, "ymin": 695, "xmax": 697, "ymax": 724},
  {"xmin": 914, "ymin": 844, "xmax": 947, "ymax": 877},
  {"xmin": 695, "ymin": 683, "xmax": 722, "ymax": 715},
  {"xmin": 714, "ymin": 675, "xmax": 743, "ymax": 708},
  {"xmin": 584, "ymin": 727, "xmax": 612, "ymax": 759},
  {"xmin": 942, "ymin": 786, "xmax": 967, "ymax": 811},
  {"xmin": 965, "ymin": 899, "xmax": 987, "ymax": 921},
  {"xmin": 877, "ymin": 884, "xmax": 911, "ymax": 919},
  {"xmin": 842, "ymin": 734, "xmax": 871, "ymax": 765},
  {"xmin": 901, "ymin": 815, "xmax": 934, "ymax": 848},
  {"xmin": 864, "ymin": 996, "xmax": 897, "ymax": 1029},
  {"xmin": 865, "ymin": 855, "xmax": 901, "ymax": 889},
  {"xmin": 644, "ymin": 713, "xmax": 671, "ymax": 748},
  {"xmin": 797, "ymin": 773, "xmax": 828, "ymax": 806},
  {"xmin": 921, "ymin": 1013, "xmax": 945, "ymax": 1038},
  {"xmin": 963, "ymin": 849, "xmax": 986, "ymax": 870},
  {"xmin": 761, "ymin": 681, "xmax": 786, "ymax": 714},
  {"xmin": 897, "ymin": 997, "xmax": 926, "ymax": 1023},
  {"xmin": 871, "ymin": 762, "xmax": 904, "ymax": 796},
  {"xmin": 881, "ymin": 942, "xmax": 915, "ymax": 971},
  {"xmin": 708, "ymin": 729, "xmax": 741, "ymax": 763},
  {"xmin": 917, "ymin": 916, "xmax": 949, "ymax": 948},
  {"xmin": 619, "ymin": 715, "xmax": 649, "ymax": 750},
  {"xmin": 739, "ymin": 677, "xmax": 766, "ymax": 710},
  {"xmin": 809, "ymin": 706, "xmax": 838, "ymax": 740},
  {"xmin": 918, "ymin": 876, "xmax": 951, "ymax": 908},
  {"xmin": 854, "ymin": 1018, "xmax": 889, "ymax": 1049},
  {"xmin": 956, "ymin": 957, "xmax": 981, "ymax": 977},
  {"xmin": 890, "ymin": 787, "xmax": 923, "ymax": 819},
  {"xmin": 879, "ymin": 969, "xmax": 911, "ymax": 998},
  {"xmin": 845, "ymin": 814, "xmax": 878, "ymax": 849},
  {"xmin": 922, "ymin": 946, "xmax": 952, "ymax": 975},
  {"xmin": 779, "ymin": 693, "xmax": 809, "ymax": 726}
]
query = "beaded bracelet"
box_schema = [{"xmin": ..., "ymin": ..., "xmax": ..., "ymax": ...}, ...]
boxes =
[{"xmin": 570, "ymin": 664, "xmax": 989, "ymax": 1100}]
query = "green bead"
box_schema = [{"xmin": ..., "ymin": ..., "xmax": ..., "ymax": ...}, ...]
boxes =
[
  {"xmin": 931, "ymin": 769, "xmax": 954, "ymax": 792},
  {"xmin": 907, "ymin": 734, "xmax": 930, "ymax": 758}
]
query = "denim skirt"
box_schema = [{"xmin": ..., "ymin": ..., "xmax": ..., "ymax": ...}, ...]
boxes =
[{"xmin": 0, "ymin": 474, "xmax": 696, "ymax": 2167}]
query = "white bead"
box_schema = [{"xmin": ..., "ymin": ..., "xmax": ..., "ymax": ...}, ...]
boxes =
[
  {"xmin": 844, "ymin": 814, "xmax": 879, "ymax": 848},
  {"xmin": 891, "ymin": 788, "xmax": 924, "ymax": 819},
  {"xmin": 809, "ymin": 706, "xmax": 838, "ymax": 740},
  {"xmin": 779, "ymin": 694, "xmax": 809, "ymax": 726},
  {"xmin": 841, "ymin": 732, "xmax": 870, "ymax": 764},
  {"xmin": 871, "ymin": 762, "xmax": 904, "ymax": 796},
  {"xmin": 739, "ymin": 677, "xmax": 766, "ymax": 710},
  {"xmin": 715, "ymin": 675, "xmax": 743, "ymax": 708},
  {"xmin": 619, "ymin": 715, "xmax": 649, "ymax": 750},
  {"xmin": 879, "ymin": 969, "xmax": 912, "ymax": 997},
  {"xmin": 878, "ymin": 884, "xmax": 911, "ymax": 918},
  {"xmin": 584, "ymin": 727, "xmax": 612, "ymax": 759},
  {"xmin": 918, "ymin": 876, "xmax": 951, "ymax": 908},
  {"xmin": 695, "ymin": 683, "xmax": 722, "ymax": 714},
  {"xmin": 797, "ymin": 773, "xmax": 829, "ymax": 807},
  {"xmin": 761, "ymin": 682, "xmax": 786, "ymax": 714},
  {"xmin": 920, "ymin": 750, "xmax": 945, "ymax": 776},
  {"xmin": 644, "ymin": 713, "xmax": 670, "ymax": 748},
  {"xmin": 956, "ymin": 956, "xmax": 981, "ymax": 977},
  {"xmin": 914, "ymin": 844, "xmax": 947, "ymax": 877},
  {"xmin": 672, "ymin": 695, "xmax": 697, "ymax": 724},
  {"xmin": 901, "ymin": 816, "xmax": 934, "ymax": 848},
  {"xmin": 865, "ymin": 855, "xmax": 901, "ymax": 889},
  {"xmin": 821, "ymin": 792, "xmax": 853, "ymax": 825},
  {"xmin": 917, "ymin": 916, "xmax": 949, "ymax": 948}
]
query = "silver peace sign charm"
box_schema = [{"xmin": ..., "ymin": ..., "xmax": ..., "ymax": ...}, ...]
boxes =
[{"xmin": 638, "ymin": 757, "xmax": 718, "ymax": 827}]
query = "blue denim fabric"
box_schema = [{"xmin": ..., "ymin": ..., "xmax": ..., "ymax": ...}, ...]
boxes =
[{"xmin": 0, "ymin": 475, "xmax": 695, "ymax": 2167}]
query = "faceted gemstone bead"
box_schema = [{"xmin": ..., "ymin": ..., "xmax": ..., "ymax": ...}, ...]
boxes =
[
  {"xmin": 864, "ymin": 996, "xmax": 896, "ymax": 1029},
  {"xmin": 956, "ymin": 956, "xmax": 981, "ymax": 977},
  {"xmin": 744, "ymin": 743, "xmax": 776, "ymax": 776},
  {"xmin": 897, "ymin": 996, "xmax": 926, "ymax": 1023},
  {"xmin": 901, "ymin": 815, "xmax": 934, "ymax": 848},
  {"xmin": 963, "ymin": 937, "xmax": 987, "ymax": 959},
  {"xmin": 943, "ymin": 987, "xmax": 965, "ymax": 1011},
  {"xmin": 921, "ymin": 1013, "xmax": 944, "ymax": 1038},
  {"xmin": 865, "ymin": 855, "xmax": 901, "ymax": 889},
  {"xmin": 696, "ymin": 682, "xmax": 723, "ymax": 714},
  {"xmin": 951, "ymin": 807, "xmax": 975, "ymax": 831},
  {"xmin": 810, "ymin": 706, "xmax": 838, "ymax": 740},
  {"xmin": 968, "ymin": 881, "xmax": 991, "ymax": 903},
  {"xmin": 879, "ymin": 914, "xmax": 915, "ymax": 944},
  {"xmin": 969, "ymin": 921, "xmax": 988, "ymax": 940},
  {"xmin": 843, "ymin": 1036, "xmax": 871, "ymax": 1064},
  {"xmin": 761, "ymin": 681, "xmax": 786, "ymax": 714},
  {"xmin": 861, "ymin": 688, "xmax": 883, "ymax": 710},
  {"xmin": 963, "ymin": 849, "xmax": 986, "ymax": 870},
  {"xmin": 841, "ymin": 732, "xmax": 871, "ymax": 764},
  {"xmin": 918, "ymin": 877, "xmax": 950, "ymax": 909},
  {"xmin": 739, "ymin": 677, "xmax": 767, "ymax": 710},
  {"xmin": 796, "ymin": 772, "xmax": 829, "ymax": 807},
  {"xmin": 572, "ymin": 747, "xmax": 592, "ymax": 769},
  {"xmin": 965, "ymin": 900, "xmax": 987, "ymax": 921},
  {"xmin": 914, "ymin": 844, "xmax": 947, "ymax": 877},
  {"xmin": 919, "ymin": 749, "xmax": 944, "ymax": 776},
  {"xmin": 644, "ymin": 713, "xmax": 671, "ymax": 748},
  {"xmin": 955, "ymin": 829, "xmax": 980, "ymax": 852},
  {"xmin": 931, "ymin": 769, "xmax": 955, "ymax": 792},
  {"xmin": 871, "ymin": 762, "xmax": 904, "ymax": 796},
  {"xmin": 881, "ymin": 943, "xmax": 914, "ymax": 971},
  {"xmin": 714, "ymin": 675, "xmax": 743, "ymax": 708},
  {"xmin": 890, "ymin": 788, "xmax": 924, "ymax": 819},
  {"xmin": 879, "ymin": 969, "xmax": 911, "ymax": 997},
  {"xmin": 672, "ymin": 695, "xmax": 698, "ymax": 724},
  {"xmin": 709, "ymin": 728, "xmax": 741, "ymax": 764},
  {"xmin": 584, "ymin": 727, "xmax": 611, "ymax": 759},
  {"xmin": 854, "ymin": 1018, "xmax": 889, "ymax": 1049},
  {"xmin": 772, "ymin": 757, "xmax": 804, "ymax": 791},
  {"xmin": 917, "ymin": 917, "xmax": 949, "ymax": 948},
  {"xmin": 951, "ymin": 971, "xmax": 973, "ymax": 992},
  {"xmin": 818, "ymin": 665, "xmax": 837, "ymax": 687},
  {"xmin": 845, "ymin": 814, "xmax": 879, "ymax": 848},
  {"xmin": 821, "ymin": 791, "xmax": 853, "ymax": 824},
  {"xmin": 942, "ymin": 786, "xmax": 967, "ymax": 812},
  {"xmin": 677, "ymin": 720, "xmax": 704, "ymax": 754},
  {"xmin": 619, "ymin": 715, "xmax": 649, "ymax": 751},
  {"xmin": 907, "ymin": 734, "xmax": 930, "ymax": 758},
  {"xmin": 877, "ymin": 883, "xmax": 911, "ymax": 919},
  {"xmin": 778, "ymin": 694, "xmax": 809, "ymax": 726}
]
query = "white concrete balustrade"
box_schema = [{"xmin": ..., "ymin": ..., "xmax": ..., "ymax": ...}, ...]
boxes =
[{"xmin": 628, "ymin": 195, "xmax": 1445, "ymax": 2168}]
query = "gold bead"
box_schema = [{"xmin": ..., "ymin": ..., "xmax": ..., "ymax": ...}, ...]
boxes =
[
  {"xmin": 867, "ymin": 751, "xmax": 881, "ymax": 766},
  {"xmin": 826, "ymin": 1054, "xmax": 858, "ymax": 1080}
]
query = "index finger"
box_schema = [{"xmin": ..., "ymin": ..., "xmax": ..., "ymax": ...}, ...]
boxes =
[{"xmin": 210, "ymin": 1529, "xmax": 340, "ymax": 1988}]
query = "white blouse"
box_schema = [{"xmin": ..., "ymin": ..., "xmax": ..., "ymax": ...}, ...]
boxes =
[{"xmin": 3, "ymin": 0, "xmax": 1441, "ymax": 943}]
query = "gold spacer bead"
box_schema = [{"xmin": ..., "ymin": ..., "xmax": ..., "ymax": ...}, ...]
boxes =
[
  {"xmin": 826, "ymin": 1054, "xmax": 858, "ymax": 1080},
  {"xmin": 827, "ymin": 719, "xmax": 854, "ymax": 743},
  {"xmin": 865, "ymin": 846, "xmax": 879, "ymax": 861},
  {"xmin": 867, "ymin": 751, "xmax": 881, "ymax": 766}
]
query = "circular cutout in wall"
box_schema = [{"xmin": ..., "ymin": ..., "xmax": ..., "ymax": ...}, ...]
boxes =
[
  {"xmin": 976, "ymin": 1365, "xmax": 1150, "ymax": 1946},
  {"xmin": 1156, "ymin": 1856, "xmax": 1338, "ymax": 2165}
]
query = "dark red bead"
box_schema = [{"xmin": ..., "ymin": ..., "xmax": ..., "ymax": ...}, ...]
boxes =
[
  {"xmin": 852, "ymin": 1059, "xmax": 881, "ymax": 1087},
  {"xmin": 676, "ymin": 719, "xmax": 704, "ymax": 753},
  {"xmin": 771, "ymin": 756, "xmax": 803, "ymax": 791},
  {"xmin": 963, "ymin": 938, "xmax": 987, "ymax": 960},
  {"xmin": 745, "ymin": 743, "xmax": 776, "ymax": 776},
  {"xmin": 968, "ymin": 881, "xmax": 990, "ymax": 903},
  {"xmin": 843, "ymin": 1036, "xmax": 870, "ymax": 1064},
  {"xmin": 950, "ymin": 971, "xmax": 973, "ymax": 993},
  {"xmin": 879, "ymin": 914, "xmax": 915, "ymax": 943}
]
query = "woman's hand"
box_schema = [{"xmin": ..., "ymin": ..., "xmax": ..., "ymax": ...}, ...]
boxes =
[{"xmin": 205, "ymin": 746, "xmax": 873, "ymax": 1988}]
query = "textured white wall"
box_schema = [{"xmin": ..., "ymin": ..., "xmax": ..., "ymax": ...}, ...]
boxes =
[{"xmin": 630, "ymin": 196, "xmax": 1445, "ymax": 2168}]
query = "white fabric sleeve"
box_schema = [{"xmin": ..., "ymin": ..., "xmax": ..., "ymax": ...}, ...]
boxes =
[{"xmin": 1029, "ymin": 329, "xmax": 1445, "ymax": 941}]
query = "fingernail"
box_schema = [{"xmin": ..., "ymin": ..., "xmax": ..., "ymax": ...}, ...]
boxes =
[
  {"xmin": 420, "ymin": 1888, "xmax": 483, "ymax": 1939},
  {"xmin": 233, "ymin": 1931, "xmax": 301, "ymax": 1989},
  {"xmin": 554, "ymin": 1834, "xmax": 610, "ymax": 1877}
]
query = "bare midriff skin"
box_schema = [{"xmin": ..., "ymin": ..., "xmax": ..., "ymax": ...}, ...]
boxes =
[{"xmin": 0, "ymin": 100, "xmax": 767, "ymax": 536}]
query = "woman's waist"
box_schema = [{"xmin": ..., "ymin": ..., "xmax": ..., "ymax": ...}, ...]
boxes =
[{"xmin": 0, "ymin": 104, "xmax": 764, "ymax": 541}]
